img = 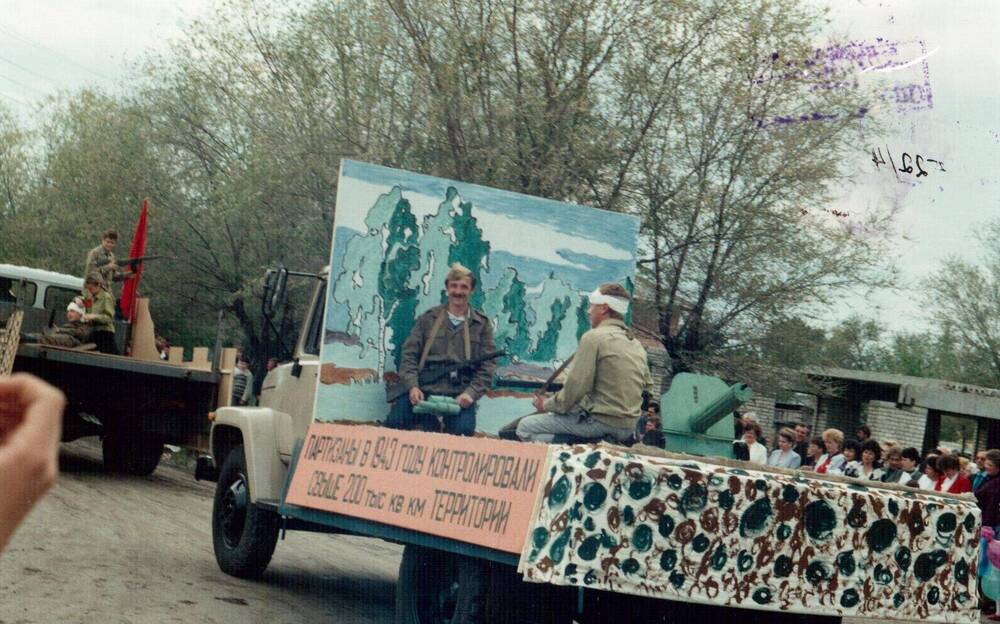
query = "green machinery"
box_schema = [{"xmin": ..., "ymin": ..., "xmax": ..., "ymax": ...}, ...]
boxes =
[{"xmin": 659, "ymin": 372, "xmax": 753, "ymax": 457}]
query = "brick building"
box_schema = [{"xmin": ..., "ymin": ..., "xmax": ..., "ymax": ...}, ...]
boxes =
[{"xmin": 738, "ymin": 367, "xmax": 1000, "ymax": 454}]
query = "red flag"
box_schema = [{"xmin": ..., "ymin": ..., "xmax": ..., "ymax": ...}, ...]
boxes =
[{"xmin": 120, "ymin": 199, "xmax": 148, "ymax": 322}]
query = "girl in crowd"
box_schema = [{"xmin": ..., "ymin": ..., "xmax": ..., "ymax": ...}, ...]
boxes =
[
  {"xmin": 837, "ymin": 439, "xmax": 862, "ymax": 475},
  {"xmin": 919, "ymin": 455, "xmax": 941, "ymax": 490},
  {"xmin": 814, "ymin": 429, "xmax": 845, "ymax": 475},
  {"xmin": 741, "ymin": 420, "xmax": 768, "ymax": 464},
  {"xmin": 767, "ymin": 428, "xmax": 802, "ymax": 469},
  {"xmin": 935, "ymin": 454, "xmax": 973, "ymax": 494}
]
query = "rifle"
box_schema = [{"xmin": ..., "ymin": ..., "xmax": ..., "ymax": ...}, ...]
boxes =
[
  {"xmin": 94, "ymin": 255, "xmax": 171, "ymax": 272},
  {"xmin": 385, "ymin": 350, "xmax": 507, "ymax": 403}
]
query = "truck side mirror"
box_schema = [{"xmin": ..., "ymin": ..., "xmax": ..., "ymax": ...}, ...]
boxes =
[{"xmin": 262, "ymin": 267, "xmax": 289, "ymax": 319}]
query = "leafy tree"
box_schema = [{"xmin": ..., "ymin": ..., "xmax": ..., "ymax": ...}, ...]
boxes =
[
  {"xmin": 823, "ymin": 316, "xmax": 888, "ymax": 371},
  {"xmin": 923, "ymin": 221, "xmax": 1000, "ymax": 387},
  {"xmin": 633, "ymin": 1, "xmax": 895, "ymax": 382}
]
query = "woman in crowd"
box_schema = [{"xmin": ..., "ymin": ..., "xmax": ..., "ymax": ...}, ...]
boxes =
[
  {"xmin": 803, "ymin": 436, "xmax": 825, "ymax": 469},
  {"xmin": 741, "ymin": 420, "xmax": 768, "ymax": 464},
  {"xmin": 767, "ymin": 428, "xmax": 802, "ymax": 469},
  {"xmin": 837, "ymin": 439, "xmax": 862, "ymax": 475},
  {"xmin": 935, "ymin": 454, "xmax": 973, "ymax": 494},
  {"xmin": 976, "ymin": 450, "xmax": 1000, "ymax": 521},
  {"xmin": 919, "ymin": 455, "xmax": 941, "ymax": 490},
  {"xmin": 814, "ymin": 428, "xmax": 846, "ymax": 475},
  {"xmin": 975, "ymin": 451, "xmax": 1000, "ymax": 619},
  {"xmin": 844, "ymin": 439, "xmax": 884, "ymax": 481}
]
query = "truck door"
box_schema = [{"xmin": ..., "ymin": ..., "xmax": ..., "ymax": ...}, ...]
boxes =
[{"xmin": 260, "ymin": 280, "xmax": 324, "ymax": 462}]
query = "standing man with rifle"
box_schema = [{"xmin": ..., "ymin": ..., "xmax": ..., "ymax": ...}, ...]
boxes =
[
  {"xmin": 83, "ymin": 229, "xmax": 133, "ymax": 292},
  {"xmin": 389, "ymin": 263, "xmax": 497, "ymax": 436}
]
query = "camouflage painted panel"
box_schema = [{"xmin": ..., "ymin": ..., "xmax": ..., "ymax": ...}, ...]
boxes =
[{"xmin": 518, "ymin": 445, "xmax": 979, "ymax": 623}]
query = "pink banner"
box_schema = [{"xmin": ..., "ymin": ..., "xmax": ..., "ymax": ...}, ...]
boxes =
[{"xmin": 286, "ymin": 424, "xmax": 549, "ymax": 554}]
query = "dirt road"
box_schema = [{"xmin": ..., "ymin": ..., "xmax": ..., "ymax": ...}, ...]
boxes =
[
  {"xmin": 0, "ymin": 440, "xmax": 400, "ymax": 624},
  {"xmin": 0, "ymin": 440, "xmax": 987, "ymax": 623}
]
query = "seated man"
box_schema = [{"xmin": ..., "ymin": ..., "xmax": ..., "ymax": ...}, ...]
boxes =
[
  {"xmin": 21, "ymin": 299, "xmax": 92, "ymax": 348},
  {"xmin": 388, "ymin": 263, "xmax": 496, "ymax": 436},
  {"xmin": 517, "ymin": 283, "xmax": 652, "ymax": 444}
]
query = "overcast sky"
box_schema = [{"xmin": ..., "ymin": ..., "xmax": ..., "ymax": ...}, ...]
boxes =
[
  {"xmin": 2, "ymin": 0, "xmax": 998, "ymax": 335},
  {"xmin": 817, "ymin": 0, "xmax": 1000, "ymax": 332},
  {"xmin": 0, "ymin": 1, "xmax": 208, "ymax": 109}
]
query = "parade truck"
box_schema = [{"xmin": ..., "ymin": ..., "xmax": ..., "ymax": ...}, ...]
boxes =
[
  {"xmin": 200, "ymin": 161, "xmax": 981, "ymax": 624},
  {"xmin": 0, "ymin": 262, "xmax": 233, "ymax": 476}
]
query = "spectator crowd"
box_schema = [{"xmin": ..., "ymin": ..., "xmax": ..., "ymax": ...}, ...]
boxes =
[{"xmin": 733, "ymin": 416, "xmax": 1000, "ymax": 619}]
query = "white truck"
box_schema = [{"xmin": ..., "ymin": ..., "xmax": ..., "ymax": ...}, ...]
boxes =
[
  {"xmin": 200, "ymin": 161, "xmax": 980, "ymax": 624},
  {"xmin": 1, "ymin": 263, "xmax": 223, "ymax": 474}
]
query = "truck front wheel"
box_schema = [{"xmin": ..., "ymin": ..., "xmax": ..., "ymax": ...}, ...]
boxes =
[
  {"xmin": 212, "ymin": 445, "xmax": 280, "ymax": 579},
  {"xmin": 395, "ymin": 545, "xmax": 487, "ymax": 624}
]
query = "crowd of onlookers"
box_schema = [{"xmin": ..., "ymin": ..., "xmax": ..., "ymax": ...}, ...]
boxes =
[
  {"xmin": 733, "ymin": 415, "xmax": 1000, "ymax": 619},
  {"xmin": 734, "ymin": 417, "xmax": 1000, "ymax": 498}
]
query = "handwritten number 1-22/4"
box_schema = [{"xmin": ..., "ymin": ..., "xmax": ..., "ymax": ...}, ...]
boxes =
[{"xmin": 871, "ymin": 146, "xmax": 945, "ymax": 178}]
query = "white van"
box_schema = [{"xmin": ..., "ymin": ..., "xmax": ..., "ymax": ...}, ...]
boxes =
[{"xmin": 0, "ymin": 263, "xmax": 83, "ymax": 312}]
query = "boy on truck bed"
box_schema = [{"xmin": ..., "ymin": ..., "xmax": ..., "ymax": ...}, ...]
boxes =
[{"xmin": 83, "ymin": 228, "xmax": 132, "ymax": 292}]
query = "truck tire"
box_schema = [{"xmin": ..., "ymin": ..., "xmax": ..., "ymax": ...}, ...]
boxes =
[
  {"xmin": 396, "ymin": 545, "xmax": 487, "ymax": 624},
  {"xmin": 102, "ymin": 433, "xmax": 163, "ymax": 476},
  {"xmin": 212, "ymin": 445, "xmax": 280, "ymax": 579}
]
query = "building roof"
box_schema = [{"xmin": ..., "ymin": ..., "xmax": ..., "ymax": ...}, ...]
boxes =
[
  {"xmin": 804, "ymin": 366, "xmax": 1000, "ymax": 397},
  {"xmin": 804, "ymin": 366, "xmax": 1000, "ymax": 420},
  {"xmin": 0, "ymin": 264, "xmax": 83, "ymax": 289}
]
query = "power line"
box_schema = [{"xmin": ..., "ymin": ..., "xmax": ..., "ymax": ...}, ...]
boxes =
[
  {"xmin": 0, "ymin": 72, "xmax": 46, "ymax": 97},
  {"xmin": 0, "ymin": 23, "xmax": 115, "ymax": 83},
  {"xmin": 0, "ymin": 51, "xmax": 59, "ymax": 87}
]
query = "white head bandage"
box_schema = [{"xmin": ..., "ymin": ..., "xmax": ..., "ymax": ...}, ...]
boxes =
[
  {"xmin": 67, "ymin": 300, "xmax": 86, "ymax": 316},
  {"xmin": 588, "ymin": 288, "xmax": 629, "ymax": 315}
]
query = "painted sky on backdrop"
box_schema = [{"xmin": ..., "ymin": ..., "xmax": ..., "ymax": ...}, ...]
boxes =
[{"xmin": 3, "ymin": 1, "xmax": 999, "ymax": 333}]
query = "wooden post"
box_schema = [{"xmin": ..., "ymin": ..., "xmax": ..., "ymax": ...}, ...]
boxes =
[{"xmin": 0, "ymin": 310, "xmax": 23, "ymax": 376}]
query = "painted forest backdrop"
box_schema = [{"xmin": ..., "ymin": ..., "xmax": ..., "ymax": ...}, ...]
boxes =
[{"xmin": 315, "ymin": 160, "xmax": 639, "ymax": 429}]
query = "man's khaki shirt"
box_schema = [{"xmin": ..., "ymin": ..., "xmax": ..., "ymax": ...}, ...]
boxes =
[
  {"xmin": 544, "ymin": 318, "xmax": 653, "ymax": 429},
  {"xmin": 398, "ymin": 305, "xmax": 497, "ymax": 401},
  {"xmin": 84, "ymin": 245, "xmax": 125, "ymax": 289},
  {"xmin": 83, "ymin": 289, "xmax": 116, "ymax": 334}
]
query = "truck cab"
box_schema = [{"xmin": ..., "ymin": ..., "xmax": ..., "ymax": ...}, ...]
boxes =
[{"xmin": 207, "ymin": 267, "xmax": 326, "ymax": 508}]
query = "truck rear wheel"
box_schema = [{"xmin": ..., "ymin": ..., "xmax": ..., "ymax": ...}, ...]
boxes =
[
  {"xmin": 212, "ymin": 445, "xmax": 280, "ymax": 579},
  {"xmin": 102, "ymin": 433, "xmax": 163, "ymax": 476},
  {"xmin": 395, "ymin": 545, "xmax": 487, "ymax": 624}
]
